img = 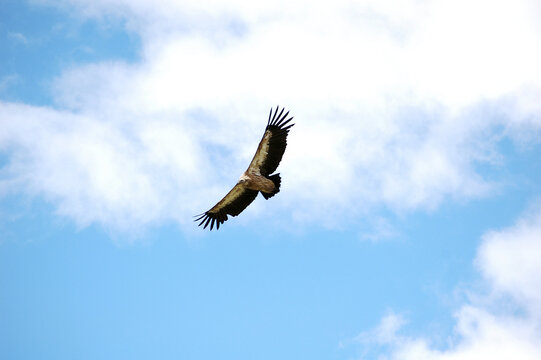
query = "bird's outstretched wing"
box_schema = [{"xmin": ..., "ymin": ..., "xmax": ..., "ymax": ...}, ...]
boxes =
[
  {"xmin": 194, "ymin": 183, "xmax": 258, "ymax": 230},
  {"xmin": 247, "ymin": 106, "xmax": 294, "ymax": 176}
]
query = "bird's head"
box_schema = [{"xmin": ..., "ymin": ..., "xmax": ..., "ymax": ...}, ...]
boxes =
[{"xmin": 238, "ymin": 173, "xmax": 250, "ymax": 184}]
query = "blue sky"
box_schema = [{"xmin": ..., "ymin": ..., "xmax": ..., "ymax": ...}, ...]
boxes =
[{"xmin": 2, "ymin": 1, "xmax": 541, "ymax": 359}]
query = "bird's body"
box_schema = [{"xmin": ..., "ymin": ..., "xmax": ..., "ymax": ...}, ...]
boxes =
[
  {"xmin": 239, "ymin": 172, "xmax": 276, "ymax": 193},
  {"xmin": 195, "ymin": 106, "xmax": 294, "ymax": 230}
]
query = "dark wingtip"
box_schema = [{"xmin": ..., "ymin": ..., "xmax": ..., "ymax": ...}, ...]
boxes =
[
  {"xmin": 203, "ymin": 216, "xmax": 212, "ymax": 229},
  {"xmin": 268, "ymin": 106, "xmax": 294, "ymax": 128},
  {"xmin": 274, "ymin": 105, "xmax": 280, "ymax": 120},
  {"xmin": 275, "ymin": 111, "xmax": 290, "ymax": 126},
  {"xmin": 195, "ymin": 211, "xmax": 226, "ymax": 231},
  {"xmin": 275, "ymin": 108, "xmax": 285, "ymax": 124},
  {"xmin": 283, "ymin": 122, "xmax": 295, "ymax": 131},
  {"xmin": 198, "ymin": 215, "xmax": 208, "ymax": 227},
  {"xmin": 193, "ymin": 213, "xmax": 206, "ymax": 220},
  {"xmin": 278, "ymin": 117, "xmax": 293, "ymax": 129}
]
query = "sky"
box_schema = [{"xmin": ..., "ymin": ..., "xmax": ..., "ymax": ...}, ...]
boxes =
[{"xmin": 1, "ymin": 0, "xmax": 541, "ymax": 359}]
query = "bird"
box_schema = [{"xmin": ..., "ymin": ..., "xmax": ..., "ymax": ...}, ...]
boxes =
[{"xmin": 194, "ymin": 106, "xmax": 294, "ymax": 230}]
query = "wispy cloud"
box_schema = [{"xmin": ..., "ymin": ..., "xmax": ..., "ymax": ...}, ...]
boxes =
[
  {"xmin": 7, "ymin": 32, "xmax": 29, "ymax": 45},
  {"xmin": 347, "ymin": 203, "xmax": 541, "ymax": 359},
  {"xmin": 0, "ymin": 75, "xmax": 19, "ymax": 93},
  {"xmin": 353, "ymin": 311, "xmax": 406, "ymax": 345},
  {"xmin": 1, "ymin": 0, "xmax": 541, "ymax": 232}
]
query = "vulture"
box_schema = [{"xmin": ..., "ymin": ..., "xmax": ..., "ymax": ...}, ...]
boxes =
[{"xmin": 195, "ymin": 106, "xmax": 294, "ymax": 230}]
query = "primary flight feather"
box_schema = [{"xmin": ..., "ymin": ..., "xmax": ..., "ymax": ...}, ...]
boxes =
[{"xmin": 194, "ymin": 106, "xmax": 294, "ymax": 230}]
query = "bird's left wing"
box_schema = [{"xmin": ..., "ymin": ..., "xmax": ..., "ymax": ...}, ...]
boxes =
[{"xmin": 194, "ymin": 183, "xmax": 258, "ymax": 230}]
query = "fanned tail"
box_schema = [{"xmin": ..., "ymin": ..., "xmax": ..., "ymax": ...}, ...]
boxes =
[{"xmin": 261, "ymin": 173, "xmax": 281, "ymax": 200}]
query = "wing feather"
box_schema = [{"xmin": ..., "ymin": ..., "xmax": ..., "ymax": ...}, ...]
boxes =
[
  {"xmin": 194, "ymin": 183, "xmax": 258, "ymax": 230},
  {"xmin": 247, "ymin": 106, "xmax": 295, "ymax": 176}
]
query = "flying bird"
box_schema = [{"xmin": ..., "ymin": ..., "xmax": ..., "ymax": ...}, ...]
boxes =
[{"xmin": 194, "ymin": 106, "xmax": 294, "ymax": 230}]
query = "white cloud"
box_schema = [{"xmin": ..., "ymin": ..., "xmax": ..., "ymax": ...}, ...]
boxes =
[
  {"xmin": 477, "ymin": 205, "xmax": 541, "ymax": 317},
  {"xmin": 0, "ymin": 102, "xmax": 211, "ymax": 232},
  {"xmin": 2, "ymin": 0, "xmax": 541, "ymax": 231},
  {"xmin": 348, "ymin": 204, "xmax": 541, "ymax": 360}
]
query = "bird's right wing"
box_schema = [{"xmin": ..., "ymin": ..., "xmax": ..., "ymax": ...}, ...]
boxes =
[
  {"xmin": 194, "ymin": 183, "xmax": 258, "ymax": 230},
  {"xmin": 247, "ymin": 106, "xmax": 294, "ymax": 176}
]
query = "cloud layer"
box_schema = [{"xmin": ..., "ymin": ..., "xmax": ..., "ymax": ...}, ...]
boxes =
[
  {"xmin": 350, "ymin": 205, "xmax": 541, "ymax": 359},
  {"xmin": 2, "ymin": 0, "xmax": 541, "ymax": 231}
]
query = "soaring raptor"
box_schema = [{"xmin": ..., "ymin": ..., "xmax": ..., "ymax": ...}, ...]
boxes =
[{"xmin": 195, "ymin": 106, "xmax": 294, "ymax": 230}]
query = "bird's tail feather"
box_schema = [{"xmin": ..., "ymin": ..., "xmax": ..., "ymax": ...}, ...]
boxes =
[{"xmin": 261, "ymin": 173, "xmax": 281, "ymax": 200}]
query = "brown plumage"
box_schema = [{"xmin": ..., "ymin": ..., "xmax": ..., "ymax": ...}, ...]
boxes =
[{"xmin": 194, "ymin": 106, "xmax": 294, "ymax": 230}]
